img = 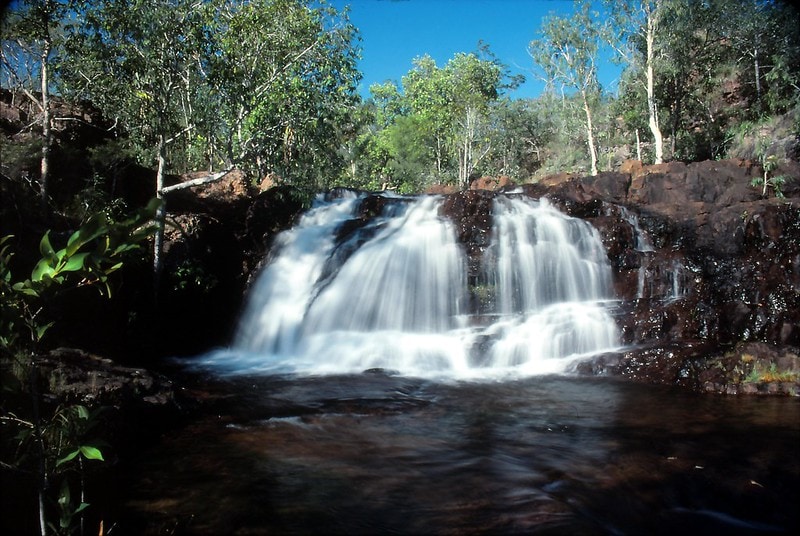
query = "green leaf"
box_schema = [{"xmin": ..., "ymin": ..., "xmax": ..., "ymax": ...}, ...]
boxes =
[
  {"xmin": 74, "ymin": 502, "xmax": 90, "ymax": 515},
  {"xmin": 12, "ymin": 282, "xmax": 39, "ymax": 297},
  {"xmin": 61, "ymin": 252, "xmax": 90, "ymax": 272},
  {"xmin": 79, "ymin": 445, "xmax": 104, "ymax": 461},
  {"xmin": 39, "ymin": 231, "xmax": 56, "ymax": 259},
  {"xmin": 35, "ymin": 322, "xmax": 54, "ymax": 341},
  {"xmin": 31, "ymin": 258, "xmax": 55, "ymax": 282},
  {"xmin": 58, "ymin": 480, "xmax": 71, "ymax": 506},
  {"xmin": 112, "ymin": 244, "xmax": 137, "ymax": 256},
  {"xmin": 66, "ymin": 217, "xmax": 105, "ymax": 256},
  {"xmin": 56, "ymin": 449, "xmax": 80, "ymax": 467}
]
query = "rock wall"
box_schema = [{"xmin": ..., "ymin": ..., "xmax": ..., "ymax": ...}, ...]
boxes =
[{"xmin": 439, "ymin": 159, "xmax": 799, "ymax": 393}]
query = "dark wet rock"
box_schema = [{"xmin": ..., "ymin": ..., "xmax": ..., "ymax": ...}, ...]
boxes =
[
  {"xmin": 439, "ymin": 189, "xmax": 495, "ymax": 247},
  {"xmin": 240, "ymin": 184, "xmax": 307, "ymax": 272},
  {"xmin": 440, "ymin": 190, "xmax": 495, "ymax": 278},
  {"xmin": 589, "ymin": 342, "xmax": 708, "ymax": 387},
  {"xmin": 37, "ymin": 347, "xmax": 178, "ymax": 409},
  {"xmin": 362, "ymin": 368, "xmax": 400, "ymax": 376},
  {"xmin": 535, "ymin": 158, "xmax": 799, "ymax": 394}
]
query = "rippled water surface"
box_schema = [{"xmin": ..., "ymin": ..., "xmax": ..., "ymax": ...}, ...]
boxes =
[{"xmin": 118, "ymin": 373, "xmax": 800, "ymax": 535}]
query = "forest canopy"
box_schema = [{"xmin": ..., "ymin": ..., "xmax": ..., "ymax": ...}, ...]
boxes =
[{"xmin": 2, "ymin": 0, "xmax": 799, "ymax": 200}]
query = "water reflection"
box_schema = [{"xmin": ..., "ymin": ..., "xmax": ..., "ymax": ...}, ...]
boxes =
[{"xmin": 118, "ymin": 374, "xmax": 800, "ymax": 535}]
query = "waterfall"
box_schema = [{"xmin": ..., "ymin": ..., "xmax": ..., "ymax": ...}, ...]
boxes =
[
  {"xmin": 232, "ymin": 191, "xmax": 363, "ymax": 356},
  {"xmin": 483, "ymin": 197, "xmax": 618, "ymax": 373},
  {"xmin": 201, "ymin": 192, "xmax": 620, "ymax": 378},
  {"xmin": 618, "ymin": 206, "xmax": 654, "ymax": 252}
]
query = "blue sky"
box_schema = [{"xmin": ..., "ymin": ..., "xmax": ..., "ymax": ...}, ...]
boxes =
[{"xmin": 330, "ymin": 0, "xmax": 622, "ymax": 100}]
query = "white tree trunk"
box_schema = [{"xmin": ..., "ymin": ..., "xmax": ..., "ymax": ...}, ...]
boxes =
[
  {"xmin": 635, "ymin": 128, "xmax": 642, "ymax": 161},
  {"xmin": 40, "ymin": 39, "xmax": 51, "ymax": 216},
  {"xmin": 459, "ymin": 109, "xmax": 471, "ymax": 188},
  {"xmin": 153, "ymin": 134, "xmax": 167, "ymax": 289},
  {"xmin": 581, "ymin": 90, "xmax": 599, "ymax": 176},
  {"xmin": 646, "ymin": 5, "xmax": 664, "ymax": 164},
  {"xmin": 753, "ymin": 47, "xmax": 762, "ymax": 101}
]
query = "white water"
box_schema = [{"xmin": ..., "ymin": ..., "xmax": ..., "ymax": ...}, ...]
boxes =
[
  {"xmin": 200, "ymin": 193, "xmax": 620, "ymax": 378},
  {"xmin": 618, "ymin": 205, "xmax": 654, "ymax": 253},
  {"xmin": 483, "ymin": 197, "xmax": 618, "ymax": 373}
]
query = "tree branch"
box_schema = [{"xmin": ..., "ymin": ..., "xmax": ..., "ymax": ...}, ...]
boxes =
[{"xmin": 160, "ymin": 167, "xmax": 235, "ymax": 194}]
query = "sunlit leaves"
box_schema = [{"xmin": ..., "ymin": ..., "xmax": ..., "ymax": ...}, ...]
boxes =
[
  {"xmin": 208, "ymin": 0, "xmax": 361, "ymax": 187},
  {"xmin": 0, "ymin": 199, "xmax": 160, "ymax": 350}
]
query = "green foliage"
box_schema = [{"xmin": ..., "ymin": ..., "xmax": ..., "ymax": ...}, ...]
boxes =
[
  {"xmin": 751, "ymin": 152, "xmax": 789, "ymax": 199},
  {"xmin": 1, "ymin": 198, "xmax": 160, "ymax": 352},
  {"xmin": 530, "ymin": 0, "xmax": 604, "ymax": 175},
  {"xmin": 360, "ymin": 45, "xmax": 517, "ymax": 191},
  {"xmin": 170, "ymin": 259, "xmax": 219, "ymax": 294},
  {"xmin": 385, "ymin": 115, "xmax": 434, "ymax": 193},
  {"xmin": 201, "ymin": 0, "xmax": 361, "ymax": 186},
  {"xmin": 0, "ymin": 136, "xmax": 43, "ymax": 181},
  {"xmin": 744, "ymin": 360, "xmax": 800, "ymax": 384},
  {"xmin": 10, "ymin": 402, "xmax": 108, "ymax": 535},
  {"xmin": 1, "ymin": 201, "xmax": 157, "ymax": 534},
  {"xmin": 3, "ymin": 0, "xmax": 799, "ymax": 196}
]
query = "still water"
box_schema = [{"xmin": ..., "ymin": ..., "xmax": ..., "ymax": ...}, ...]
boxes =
[{"xmin": 118, "ymin": 372, "xmax": 800, "ymax": 535}]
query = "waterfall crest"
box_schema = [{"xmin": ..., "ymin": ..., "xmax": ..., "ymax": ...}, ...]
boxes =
[{"xmin": 202, "ymin": 192, "xmax": 620, "ymax": 378}]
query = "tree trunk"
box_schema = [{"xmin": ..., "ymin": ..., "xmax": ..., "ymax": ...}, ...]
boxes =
[
  {"xmin": 39, "ymin": 37, "xmax": 51, "ymax": 218},
  {"xmin": 646, "ymin": 5, "xmax": 664, "ymax": 164},
  {"xmin": 435, "ymin": 135, "xmax": 443, "ymax": 179},
  {"xmin": 581, "ymin": 90, "xmax": 598, "ymax": 176},
  {"xmin": 153, "ymin": 134, "xmax": 167, "ymax": 292},
  {"xmin": 753, "ymin": 47, "xmax": 762, "ymax": 101},
  {"xmin": 635, "ymin": 128, "xmax": 642, "ymax": 161}
]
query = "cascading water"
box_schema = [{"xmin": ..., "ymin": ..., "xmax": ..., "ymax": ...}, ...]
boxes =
[
  {"xmin": 618, "ymin": 205, "xmax": 654, "ymax": 253},
  {"xmin": 201, "ymin": 192, "xmax": 620, "ymax": 378},
  {"xmin": 482, "ymin": 197, "xmax": 619, "ymax": 373}
]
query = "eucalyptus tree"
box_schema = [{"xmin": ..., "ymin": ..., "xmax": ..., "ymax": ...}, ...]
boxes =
[
  {"xmin": 61, "ymin": 0, "xmax": 360, "ymax": 280},
  {"xmin": 369, "ymin": 80, "xmax": 406, "ymax": 129},
  {"xmin": 62, "ymin": 0, "xmax": 209, "ymax": 282},
  {"xmin": 1, "ymin": 0, "xmax": 72, "ymax": 217},
  {"xmin": 354, "ymin": 82, "xmax": 434, "ymax": 192},
  {"xmin": 446, "ymin": 51, "xmax": 506, "ymax": 187},
  {"xmin": 384, "ymin": 114, "xmax": 432, "ymax": 192},
  {"xmin": 530, "ymin": 0, "xmax": 604, "ymax": 175},
  {"xmin": 399, "ymin": 49, "xmax": 512, "ymax": 188},
  {"xmin": 603, "ymin": 0, "xmax": 666, "ymax": 163},
  {"xmin": 717, "ymin": 0, "xmax": 800, "ymax": 116},
  {"xmin": 204, "ymin": 0, "xmax": 361, "ymax": 189},
  {"xmin": 611, "ymin": 68, "xmax": 651, "ymax": 161},
  {"xmin": 401, "ymin": 55, "xmax": 452, "ymax": 181},
  {"xmin": 655, "ymin": 0, "xmax": 728, "ymax": 160},
  {"xmin": 484, "ymin": 98, "xmax": 552, "ymax": 179}
]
